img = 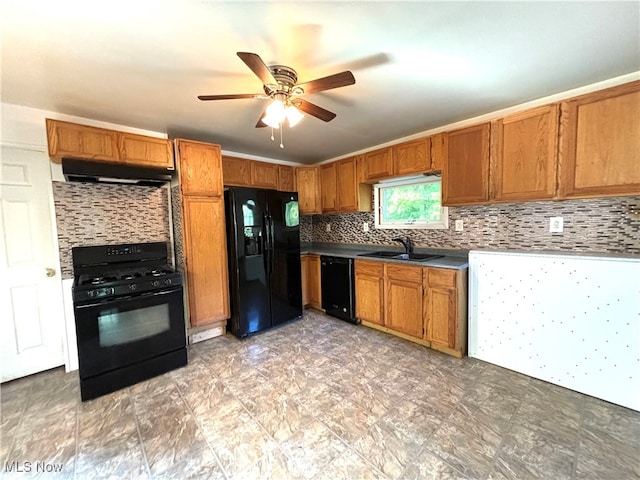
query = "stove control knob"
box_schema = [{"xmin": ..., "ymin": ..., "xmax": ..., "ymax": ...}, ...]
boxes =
[
  {"xmin": 129, "ymin": 284, "xmax": 138, "ymax": 291},
  {"xmin": 87, "ymin": 290, "xmax": 95, "ymax": 298},
  {"xmin": 163, "ymin": 278, "xmax": 172, "ymax": 286},
  {"xmin": 151, "ymin": 280, "xmax": 160, "ymax": 287}
]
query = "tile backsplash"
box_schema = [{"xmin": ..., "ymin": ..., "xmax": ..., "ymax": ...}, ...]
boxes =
[
  {"xmin": 53, "ymin": 182, "xmax": 171, "ymax": 278},
  {"xmin": 308, "ymin": 196, "xmax": 640, "ymax": 255}
]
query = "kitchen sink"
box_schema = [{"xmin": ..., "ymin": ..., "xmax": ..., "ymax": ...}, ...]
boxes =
[{"xmin": 358, "ymin": 251, "xmax": 443, "ymax": 262}]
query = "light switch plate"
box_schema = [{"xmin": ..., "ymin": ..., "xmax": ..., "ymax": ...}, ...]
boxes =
[
  {"xmin": 325, "ymin": 223, "xmax": 331, "ymax": 232},
  {"xmin": 363, "ymin": 222, "xmax": 369, "ymax": 232},
  {"xmin": 455, "ymin": 220, "xmax": 464, "ymax": 232},
  {"xmin": 549, "ymin": 216, "xmax": 564, "ymax": 233}
]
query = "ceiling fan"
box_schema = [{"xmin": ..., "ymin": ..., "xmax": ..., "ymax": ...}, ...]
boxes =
[{"xmin": 198, "ymin": 52, "xmax": 356, "ymax": 130}]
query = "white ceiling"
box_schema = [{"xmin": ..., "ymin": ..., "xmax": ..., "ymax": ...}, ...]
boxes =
[{"xmin": 2, "ymin": 1, "xmax": 639, "ymax": 164}]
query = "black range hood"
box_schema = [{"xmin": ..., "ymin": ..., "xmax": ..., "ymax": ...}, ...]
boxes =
[{"xmin": 62, "ymin": 158, "xmax": 172, "ymax": 187}]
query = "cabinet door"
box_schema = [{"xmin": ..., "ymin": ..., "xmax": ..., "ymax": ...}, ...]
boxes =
[
  {"xmin": 296, "ymin": 167, "xmax": 322, "ymax": 214},
  {"xmin": 251, "ymin": 161, "xmax": 279, "ymax": 189},
  {"xmin": 559, "ymin": 81, "xmax": 640, "ymax": 199},
  {"xmin": 442, "ymin": 123, "xmax": 490, "ymax": 205},
  {"xmin": 45, "ymin": 118, "xmax": 119, "ymax": 162},
  {"xmin": 221, "ymin": 156, "xmax": 251, "ymax": 186},
  {"xmin": 301, "ymin": 256, "xmax": 310, "ymax": 306},
  {"xmin": 385, "ymin": 264, "xmax": 423, "ymax": 339},
  {"xmin": 306, "ymin": 255, "xmax": 322, "ymax": 308},
  {"xmin": 182, "ymin": 196, "xmax": 230, "ymax": 326},
  {"xmin": 425, "ymin": 285, "xmax": 457, "ymax": 350},
  {"xmin": 364, "ymin": 147, "xmax": 393, "ymax": 181},
  {"xmin": 119, "ymin": 133, "xmax": 174, "ymax": 169},
  {"xmin": 393, "ymin": 138, "xmax": 430, "ymax": 176},
  {"xmin": 278, "ymin": 165, "xmax": 296, "ymax": 192},
  {"xmin": 336, "ymin": 157, "xmax": 356, "ymax": 211},
  {"xmin": 355, "ymin": 260, "xmax": 384, "ymax": 325},
  {"xmin": 175, "ymin": 139, "xmax": 223, "ymax": 196},
  {"xmin": 430, "ymin": 134, "xmax": 445, "ymax": 172},
  {"xmin": 320, "ymin": 163, "xmax": 337, "ymax": 213},
  {"xmin": 491, "ymin": 105, "xmax": 559, "ymax": 202}
]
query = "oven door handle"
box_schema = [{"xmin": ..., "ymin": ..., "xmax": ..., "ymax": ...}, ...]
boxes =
[{"xmin": 74, "ymin": 288, "xmax": 182, "ymax": 309}]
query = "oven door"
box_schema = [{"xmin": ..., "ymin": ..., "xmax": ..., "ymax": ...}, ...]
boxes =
[{"xmin": 74, "ymin": 287, "xmax": 186, "ymax": 379}]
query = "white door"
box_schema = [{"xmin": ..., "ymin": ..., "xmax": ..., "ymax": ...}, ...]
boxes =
[{"xmin": 0, "ymin": 145, "xmax": 65, "ymax": 382}]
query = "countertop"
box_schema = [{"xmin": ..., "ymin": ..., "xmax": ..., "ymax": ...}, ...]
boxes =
[{"xmin": 300, "ymin": 243, "xmax": 469, "ymax": 270}]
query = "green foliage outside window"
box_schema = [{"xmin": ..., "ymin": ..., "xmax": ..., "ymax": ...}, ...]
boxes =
[{"xmin": 381, "ymin": 181, "xmax": 442, "ymax": 223}]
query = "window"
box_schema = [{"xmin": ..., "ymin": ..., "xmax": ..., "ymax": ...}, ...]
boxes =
[{"xmin": 374, "ymin": 175, "xmax": 448, "ymax": 229}]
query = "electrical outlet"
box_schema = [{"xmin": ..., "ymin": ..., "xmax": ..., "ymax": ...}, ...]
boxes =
[
  {"xmin": 363, "ymin": 222, "xmax": 369, "ymax": 232},
  {"xmin": 325, "ymin": 223, "xmax": 331, "ymax": 233},
  {"xmin": 454, "ymin": 220, "xmax": 464, "ymax": 232},
  {"xmin": 549, "ymin": 216, "xmax": 564, "ymax": 233}
]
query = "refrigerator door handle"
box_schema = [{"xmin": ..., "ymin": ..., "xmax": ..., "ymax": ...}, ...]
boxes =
[
  {"xmin": 263, "ymin": 213, "xmax": 270, "ymax": 276},
  {"xmin": 267, "ymin": 215, "xmax": 274, "ymax": 276}
]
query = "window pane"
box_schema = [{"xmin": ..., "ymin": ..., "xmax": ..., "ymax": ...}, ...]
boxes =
[{"xmin": 381, "ymin": 182, "xmax": 442, "ymax": 223}]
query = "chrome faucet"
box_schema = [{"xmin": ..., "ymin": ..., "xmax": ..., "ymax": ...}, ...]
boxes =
[{"xmin": 392, "ymin": 237, "xmax": 413, "ymax": 254}]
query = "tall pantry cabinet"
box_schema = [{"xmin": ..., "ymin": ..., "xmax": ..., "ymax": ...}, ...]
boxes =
[{"xmin": 174, "ymin": 139, "xmax": 230, "ymax": 328}]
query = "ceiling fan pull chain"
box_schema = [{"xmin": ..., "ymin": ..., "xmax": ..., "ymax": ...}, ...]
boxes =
[
  {"xmin": 280, "ymin": 124, "xmax": 284, "ymax": 149},
  {"xmin": 270, "ymin": 127, "xmax": 275, "ymax": 142}
]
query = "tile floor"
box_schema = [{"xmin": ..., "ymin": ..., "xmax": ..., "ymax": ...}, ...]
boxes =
[{"xmin": 1, "ymin": 310, "xmax": 639, "ymax": 479}]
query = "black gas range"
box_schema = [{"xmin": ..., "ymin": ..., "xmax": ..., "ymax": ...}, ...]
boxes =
[{"xmin": 71, "ymin": 242, "xmax": 187, "ymax": 401}]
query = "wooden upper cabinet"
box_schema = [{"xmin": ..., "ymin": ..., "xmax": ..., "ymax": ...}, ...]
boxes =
[
  {"xmin": 393, "ymin": 138, "xmax": 431, "ymax": 176},
  {"xmin": 363, "ymin": 147, "xmax": 393, "ymax": 181},
  {"xmin": 491, "ymin": 104, "xmax": 559, "ymax": 202},
  {"xmin": 181, "ymin": 195, "xmax": 229, "ymax": 325},
  {"xmin": 430, "ymin": 134, "xmax": 445, "ymax": 172},
  {"xmin": 441, "ymin": 123, "xmax": 491, "ymax": 206},
  {"xmin": 46, "ymin": 119, "xmax": 174, "ymax": 169},
  {"xmin": 336, "ymin": 157, "xmax": 372, "ymax": 212},
  {"xmin": 320, "ymin": 163, "xmax": 338, "ymax": 213},
  {"xmin": 296, "ymin": 166, "xmax": 322, "ymax": 214},
  {"xmin": 221, "ymin": 156, "xmax": 251, "ymax": 186},
  {"xmin": 278, "ymin": 165, "xmax": 296, "ymax": 192},
  {"xmin": 119, "ymin": 133, "xmax": 174, "ymax": 169},
  {"xmin": 46, "ymin": 118, "xmax": 119, "ymax": 162},
  {"xmin": 251, "ymin": 161, "xmax": 279, "ymax": 189},
  {"xmin": 558, "ymin": 80, "xmax": 640, "ymax": 199},
  {"xmin": 175, "ymin": 139, "xmax": 223, "ymax": 196}
]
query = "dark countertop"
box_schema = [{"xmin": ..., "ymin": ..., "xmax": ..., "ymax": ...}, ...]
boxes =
[{"xmin": 300, "ymin": 242, "xmax": 469, "ymax": 270}]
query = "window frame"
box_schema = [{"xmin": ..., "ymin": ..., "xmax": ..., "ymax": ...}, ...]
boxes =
[{"xmin": 373, "ymin": 175, "xmax": 449, "ymax": 230}]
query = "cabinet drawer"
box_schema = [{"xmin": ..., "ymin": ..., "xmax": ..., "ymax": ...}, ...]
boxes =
[
  {"xmin": 355, "ymin": 259, "xmax": 384, "ymax": 277},
  {"xmin": 427, "ymin": 268, "xmax": 456, "ymax": 287},
  {"xmin": 386, "ymin": 263, "xmax": 422, "ymax": 283}
]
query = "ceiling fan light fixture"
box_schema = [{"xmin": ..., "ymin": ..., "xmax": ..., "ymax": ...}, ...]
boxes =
[
  {"xmin": 262, "ymin": 98, "xmax": 286, "ymax": 128},
  {"xmin": 286, "ymin": 105, "xmax": 304, "ymax": 127}
]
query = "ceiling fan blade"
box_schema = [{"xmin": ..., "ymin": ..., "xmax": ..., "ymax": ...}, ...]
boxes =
[
  {"xmin": 294, "ymin": 99, "xmax": 337, "ymax": 122},
  {"xmin": 255, "ymin": 112, "xmax": 268, "ymax": 128},
  {"xmin": 237, "ymin": 52, "xmax": 277, "ymax": 85},
  {"xmin": 197, "ymin": 94, "xmax": 261, "ymax": 101},
  {"xmin": 296, "ymin": 71, "xmax": 355, "ymax": 94}
]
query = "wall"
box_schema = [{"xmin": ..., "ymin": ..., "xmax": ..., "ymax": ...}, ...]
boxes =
[
  {"xmin": 53, "ymin": 182, "xmax": 172, "ymax": 278},
  {"xmin": 308, "ymin": 196, "xmax": 640, "ymax": 255}
]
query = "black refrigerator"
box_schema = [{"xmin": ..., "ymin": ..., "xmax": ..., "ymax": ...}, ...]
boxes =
[{"xmin": 224, "ymin": 187, "xmax": 303, "ymax": 338}]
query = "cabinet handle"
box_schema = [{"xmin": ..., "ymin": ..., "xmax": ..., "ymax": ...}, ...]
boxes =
[{"xmin": 45, "ymin": 268, "xmax": 56, "ymax": 277}]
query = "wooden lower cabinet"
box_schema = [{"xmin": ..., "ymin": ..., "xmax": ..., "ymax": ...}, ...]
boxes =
[
  {"xmin": 354, "ymin": 260, "xmax": 468, "ymax": 357},
  {"xmin": 181, "ymin": 196, "xmax": 230, "ymax": 326},
  {"xmin": 301, "ymin": 254, "xmax": 321, "ymax": 309},
  {"xmin": 385, "ymin": 264, "xmax": 424, "ymax": 339},
  {"xmin": 354, "ymin": 260, "xmax": 384, "ymax": 326}
]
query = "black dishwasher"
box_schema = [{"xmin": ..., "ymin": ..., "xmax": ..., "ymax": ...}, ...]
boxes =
[{"xmin": 320, "ymin": 256, "xmax": 358, "ymax": 324}]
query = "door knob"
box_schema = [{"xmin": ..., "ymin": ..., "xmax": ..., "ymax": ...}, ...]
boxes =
[{"xmin": 45, "ymin": 268, "xmax": 56, "ymax": 277}]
